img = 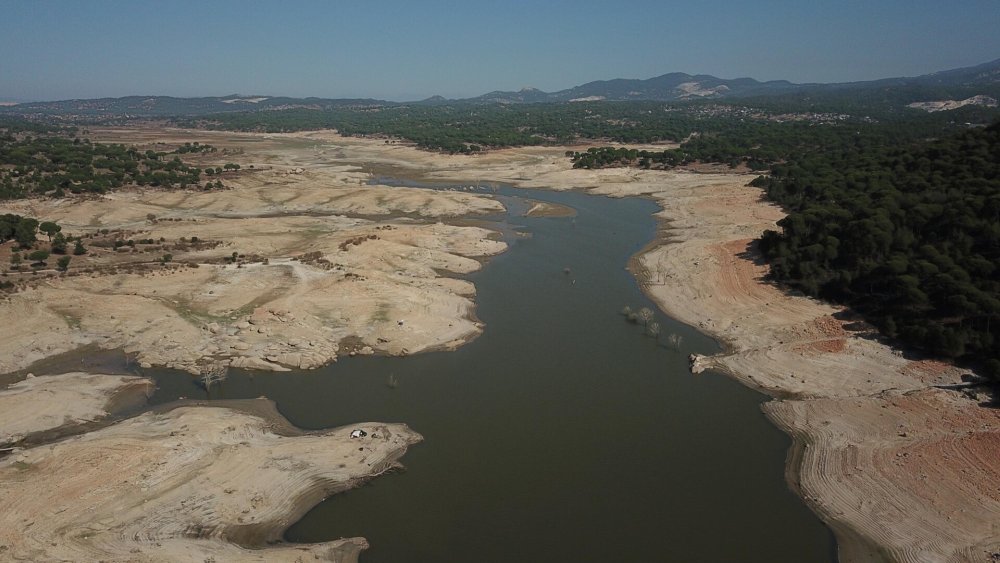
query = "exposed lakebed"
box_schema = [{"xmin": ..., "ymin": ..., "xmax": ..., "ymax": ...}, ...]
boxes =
[{"xmin": 147, "ymin": 181, "xmax": 835, "ymax": 562}]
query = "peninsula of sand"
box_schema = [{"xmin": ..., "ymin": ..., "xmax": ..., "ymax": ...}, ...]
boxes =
[{"xmin": 1, "ymin": 128, "xmax": 997, "ymax": 562}]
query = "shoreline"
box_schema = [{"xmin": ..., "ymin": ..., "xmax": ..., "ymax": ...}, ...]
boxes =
[
  {"xmin": 0, "ymin": 128, "xmax": 510, "ymax": 376},
  {"xmin": 0, "ymin": 128, "xmax": 495, "ymax": 562},
  {"xmin": 0, "ymin": 393, "xmax": 420, "ymax": 562},
  {"xmin": 628, "ymin": 177, "xmax": 999, "ymax": 563}
]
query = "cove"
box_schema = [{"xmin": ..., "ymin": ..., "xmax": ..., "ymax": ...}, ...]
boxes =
[{"xmin": 148, "ymin": 181, "xmax": 836, "ymax": 562}]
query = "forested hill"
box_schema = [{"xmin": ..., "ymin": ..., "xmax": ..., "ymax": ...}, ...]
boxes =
[{"xmin": 756, "ymin": 121, "xmax": 1000, "ymax": 379}]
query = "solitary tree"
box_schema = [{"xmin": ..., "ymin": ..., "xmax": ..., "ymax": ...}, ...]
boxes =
[
  {"xmin": 200, "ymin": 361, "xmax": 228, "ymax": 389},
  {"xmin": 56, "ymin": 256, "xmax": 71, "ymax": 272},
  {"xmin": 27, "ymin": 249, "xmax": 49, "ymax": 265},
  {"xmin": 646, "ymin": 321, "xmax": 661, "ymax": 338},
  {"xmin": 666, "ymin": 333, "xmax": 684, "ymax": 350},
  {"xmin": 73, "ymin": 239, "xmax": 87, "ymax": 255},
  {"xmin": 39, "ymin": 221, "xmax": 61, "ymax": 241}
]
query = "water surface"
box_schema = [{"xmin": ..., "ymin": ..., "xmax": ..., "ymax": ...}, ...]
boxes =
[{"xmin": 149, "ymin": 183, "xmax": 835, "ymax": 562}]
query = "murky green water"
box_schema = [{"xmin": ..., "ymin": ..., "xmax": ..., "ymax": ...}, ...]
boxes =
[{"xmin": 148, "ymin": 183, "xmax": 835, "ymax": 562}]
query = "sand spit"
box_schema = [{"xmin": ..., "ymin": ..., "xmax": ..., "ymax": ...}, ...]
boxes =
[
  {"xmin": 262, "ymin": 134, "xmax": 999, "ymax": 562},
  {"xmin": 0, "ymin": 400, "xmax": 420, "ymax": 562},
  {"xmin": 0, "ymin": 372, "xmax": 153, "ymax": 446}
]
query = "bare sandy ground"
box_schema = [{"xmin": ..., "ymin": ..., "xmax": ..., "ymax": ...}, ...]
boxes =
[
  {"xmin": 257, "ymin": 133, "xmax": 1000, "ymax": 562},
  {"xmin": 0, "ymin": 400, "xmax": 420, "ymax": 562},
  {"xmin": 0, "ymin": 130, "xmax": 505, "ymax": 375},
  {"xmin": 0, "ymin": 372, "xmax": 153, "ymax": 446}
]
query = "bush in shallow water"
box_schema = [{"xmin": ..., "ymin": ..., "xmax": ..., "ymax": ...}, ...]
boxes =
[
  {"xmin": 638, "ymin": 307, "xmax": 654, "ymax": 326},
  {"xmin": 646, "ymin": 321, "xmax": 661, "ymax": 338}
]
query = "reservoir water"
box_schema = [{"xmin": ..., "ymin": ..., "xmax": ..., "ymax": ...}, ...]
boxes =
[{"xmin": 149, "ymin": 181, "xmax": 835, "ymax": 562}]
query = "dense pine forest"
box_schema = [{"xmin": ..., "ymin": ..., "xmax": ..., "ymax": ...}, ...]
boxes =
[
  {"xmin": 756, "ymin": 120, "xmax": 1000, "ymax": 378},
  {"xmin": 182, "ymin": 102, "xmax": 706, "ymax": 153}
]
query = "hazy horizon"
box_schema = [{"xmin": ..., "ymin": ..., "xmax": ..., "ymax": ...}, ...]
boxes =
[{"xmin": 2, "ymin": 0, "xmax": 999, "ymax": 103}]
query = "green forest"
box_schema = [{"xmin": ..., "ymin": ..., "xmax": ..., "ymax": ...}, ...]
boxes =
[
  {"xmin": 184, "ymin": 102, "xmax": 708, "ymax": 153},
  {"xmin": 755, "ymin": 120, "xmax": 1000, "ymax": 378},
  {"xmin": 0, "ymin": 124, "xmax": 203, "ymax": 199}
]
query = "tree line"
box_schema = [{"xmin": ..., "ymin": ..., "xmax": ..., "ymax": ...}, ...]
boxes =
[
  {"xmin": 0, "ymin": 129, "xmax": 207, "ymax": 199},
  {"xmin": 181, "ymin": 102, "xmax": 710, "ymax": 153},
  {"xmin": 756, "ymin": 120, "xmax": 1000, "ymax": 379}
]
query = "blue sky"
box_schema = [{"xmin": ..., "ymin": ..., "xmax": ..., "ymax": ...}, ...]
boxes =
[{"xmin": 1, "ymin": 0, "xmax": 998, "ymax": 101}]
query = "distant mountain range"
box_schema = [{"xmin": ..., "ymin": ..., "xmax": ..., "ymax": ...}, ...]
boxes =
[
  {"xmin": 3, "ymin": 58, "xmax": 999, "ymax": 117},
  {"xmin": 463, "ymin": 74, "xmax": 799, "ymax": 104},
  {"xmin": 462, "ymin": 58, "xmax": 1000, "ymax": 104}
]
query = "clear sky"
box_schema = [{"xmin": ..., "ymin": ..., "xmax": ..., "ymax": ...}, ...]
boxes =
[{"xmin": 1, "ymin": 0, "xmax": 998, "ymax": 102}]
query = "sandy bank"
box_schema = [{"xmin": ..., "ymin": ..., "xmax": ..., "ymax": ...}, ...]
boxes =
[
  {"xmin": 600, "ymin": 171, "xmax": 998, "ymax": 561},
  {"xmin": 0, "ymin": 371, "xmax": 153, "ymax": 446},
  {"xmin": 0, "ymin": 399, "xmax": 420, "ymax": 562}
]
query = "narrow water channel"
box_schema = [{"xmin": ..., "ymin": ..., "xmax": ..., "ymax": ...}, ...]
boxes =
[{"xmin": 148, "ymin": 182, "xmax": 835, "ymax": 562}]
